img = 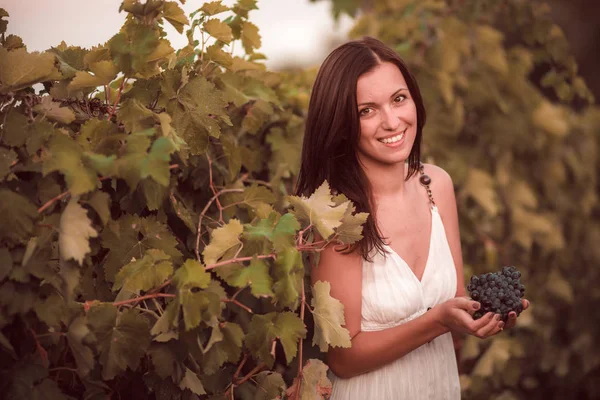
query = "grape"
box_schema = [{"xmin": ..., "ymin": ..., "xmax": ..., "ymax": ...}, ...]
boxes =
[{"xmin": 467, "ymin": 266, "xmax": 525, "ymax": 323}]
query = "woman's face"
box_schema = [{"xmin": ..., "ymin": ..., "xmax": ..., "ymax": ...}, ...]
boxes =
[{"xmin": 355, "ymin": 61, "xmax": 418, "ymax": 169}]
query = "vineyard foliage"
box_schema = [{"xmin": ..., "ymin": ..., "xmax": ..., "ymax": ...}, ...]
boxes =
[
  {"xmin": 314, "ymin": 0, "xmax": 600, "ymax": 398},
  {"xmin": 0, "ymin": 1, "xmax": 360, "ymax": 398},
  {"xmin": 1, "ymin": 0, "xmax": 600, "ymax": 399}
]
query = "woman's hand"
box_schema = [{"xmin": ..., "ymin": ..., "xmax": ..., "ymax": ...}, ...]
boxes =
[
  {"xmin": 503, "ymin": 299, "xmax": 530, "ymax": 329},
  {"xmin": 432, "ymin": 297, "xmax": 504, "ymax": 339}
]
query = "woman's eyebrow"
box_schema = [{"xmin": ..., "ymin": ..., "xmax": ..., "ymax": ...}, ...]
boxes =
[{"xmin": 357, "ymin": 87, "xmax": 409, "ymax": 107}]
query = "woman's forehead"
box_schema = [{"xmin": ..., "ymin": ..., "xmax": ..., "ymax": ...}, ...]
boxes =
[{"xmin": 356, "ymin": 62, "xmax": 408, "ymax": 101}]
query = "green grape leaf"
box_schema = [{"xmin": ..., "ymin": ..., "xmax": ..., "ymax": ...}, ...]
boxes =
[
  {"xmin": 220, "ymin": 133, "xmax": 241, "ymax": 182},
  {"xmin": 179, "ymin": 366, "xmax": 206, "ymax": 395},
  {"xmin": 202, "ymin": 219, "xmax": 243, "ymax": 265},
  {"xmin": 87, "ymin": 304, "xmax": 151, "ymax": 380},
  {"xmin": 140, "ymin": 178, "xmax": 167, "ymax": 211},
  {"xmin": 163, "ymin": 1, "xmax": 189, "ymax": 34},
  {"xmin": 286, "ymin": 359, "xmax": 332, "ymax": 399},
  {"xmin": 201, "ymin": 1, "xmax": 230, "ymax": 16},
  {"xmin": 32, "ymin": 96, "xmax": 76, "ymax": 124},
  {"xmin": 77, "ymin": 119, "xmax": 124, "ymax": 154},
  {"xmin": 113, "ymin": 249, "xmax": 173, "ymax": 293},
  {"xmin": 59, "ymin": 197, "xmax": 98, "ymax": 265},
  {"xmin": 201, "ymin": 322, "xmax": 244, "ymax": 374},
  {"xmin": 311, "ymin": 280, "xmax": 351, "ymax": 352},
  {"xmin": 335, "ymin": 203, "xmax": 369, "ymax": 245},
  {"xmin": 225, "ymin": 257, "xmax": 273, "ymax": 297},
  {"xmin": 1, "ymin": 110, "xmax": 29, "ymax": 147},
  {"xmin": 203, "ymin": 18, "xmax": 233, "ymax": 44},
  {"xmin": 272, "ymin": 247, "xmax": 303, "ymax": 310},
  {"xmin": 242, "ymin": 99, "xmax": 273, "ymax": 134},
  {"xmin": 101, "ymin": 215, "xmax": 182, "ymax": 281},
  {"xmin": 85, "ymin": 190, "xmax": 111, "ymax": 225},
  {"xmin": 108, "ymin": 24, "xmax": 160, "ymax": 77},
  {"xmin": 177, "ymin": 76, "xmax": 229, "ymax": 139},
  {"xmin": 173, "ymin": 259, "xmax": 211, "ymax": 289},
  {"xmin": 140, "ymin": 137, "xmax": 176, "ymax": 186},
  {"xmin": 0, "ymin": 147, "xmax": 17, "ymax": 181},
  {"xmin": 245, "ymin": 311, "xmax": 306, "ymax": 367},
  {"xmin": 254, "ymin": 371, "xmax": 287, "ymax": 400},
  {"xmin": 148, "ymin": 343, "xmax": 177, "ymax": 379},
  {"xmin": 241, "ymin": 21, "xmax": 261, "ymax": 54},
  {"xmin": 244, "ymin": 212, "xmax": 299, "ymax": 245},
  {"xmin": 117, "ymin": 98, "xmax": 156, "ymax": 134},
  {"xmin": 173, "ymin": 259, "xmax": 217, "ymax": 331},
  {"xmin": 33, "ymin": 294, "xmax": 65, "ymax": 327},
  {"xmin": 43, "ymin": 133, "xmax": 98, "ymax": 196},
  {"xmin": 67, "ymin": 316, "xmax": 95, "ymax": 377},
  {"xmin": 0, "ymin": 47, "xmax": 60, "ymax": 92},
  {"xmin": 288, "ymin": 181, "xmax": 349, "ymax": 239}
]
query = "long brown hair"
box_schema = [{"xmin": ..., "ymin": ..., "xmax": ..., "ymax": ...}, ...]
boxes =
[{"xmin": 295, "ymin": 36, "xmax": 427, "ymax": 261}]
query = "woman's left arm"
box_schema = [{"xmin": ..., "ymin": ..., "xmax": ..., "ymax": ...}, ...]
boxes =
[{"xmin": 424, "ymin": 164, "xmax": 529, "ymax": 331}]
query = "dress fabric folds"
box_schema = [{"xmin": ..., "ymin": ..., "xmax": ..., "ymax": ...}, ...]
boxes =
[{"xmin": 330, "ymin": 205, "xmax": 461, "ymax": 400}]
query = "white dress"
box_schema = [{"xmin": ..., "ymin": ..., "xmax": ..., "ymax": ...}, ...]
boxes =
[{"xmin": 329, "ymin": 204, "xmax": 461, "ymax": 400}]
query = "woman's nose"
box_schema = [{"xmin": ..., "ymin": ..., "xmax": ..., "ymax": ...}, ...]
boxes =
[{"xmin": 380, "ymin": 107, "xmax": 400, "ymax": 131}]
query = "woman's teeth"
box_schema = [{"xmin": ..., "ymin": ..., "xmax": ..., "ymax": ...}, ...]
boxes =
[{"xmin": 379, "ymin": 132, "xmax": 405, "ymax": 144}]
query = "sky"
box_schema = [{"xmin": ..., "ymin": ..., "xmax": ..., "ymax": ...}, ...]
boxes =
[{"xmin": 1, "ymin": 0, "xmax": 354, "ymax": 69}]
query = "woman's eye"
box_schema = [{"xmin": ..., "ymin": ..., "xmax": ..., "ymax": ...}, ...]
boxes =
[
  {"xmin": 359, "ymin": 108, "xmax": 372, "ymax": 116},
  {"xmin": 394, "ymin": 95, "xmax": 406, "ymax": 103}
]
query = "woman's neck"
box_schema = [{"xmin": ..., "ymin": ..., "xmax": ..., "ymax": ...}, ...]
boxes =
[{"xmin": 360, "ymin": 158, "xmax": 409, "ymax": 199}]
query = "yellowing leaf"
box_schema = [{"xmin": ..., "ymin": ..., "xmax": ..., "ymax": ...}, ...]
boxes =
[
  {"xmin": 0, "ymin": 48, "xmax": 60, "ymax": 92},
  {"xmin": 336, "ymin": 203, "xmax": 369, "ymax": 245},
  {"xmin": 114, "ymin": 249, "xmax": 173, "ymax": 293},
  {"xmin": 32, "ymin": 96, "xmax": 76, "ymax": 124},
  {"xmin": 532, "ymin": 101, "xmax": 569, "ymax": 137},
  {"xmin": 200, "ymin": 1, "xmax": 230, "ymax": 16},
  {"xmin": 59, "ymin": 197, "xmax": 98, "ymax": 265},
  {"xmin": 311, "ymin": 281, "xmax": 352, "ymax": 352},
  {"xmin": 163, "ymin": 2, "xmax": 189, "ymax": 34},
  {"xmin": 202, "ymin": 219, "xmax": 243, "ymax": 265},
  {"xmin": 179, "ymin": 367, "xmax": 206, "ymax": 395},
  {"xmin": 288, "ymin": 181, "xmax": 349, "ymax": 239},
  {"xmin": 203, "ymin": 18, "xmax": 233, "ymax": 44},
  {"xmin": 68, "ymin": 60, "xmax": 118, "ymax": 91},
  {"xmin": 206, "ymin": 44, "xmax": 233, "ymax": 67},
  {"xmin": 286, "ymin": 359, "xmax": 332, "ymax": 399},
  {"xmin": 241, "ymin": 21, "xmax": 261, "ymax": 54}
]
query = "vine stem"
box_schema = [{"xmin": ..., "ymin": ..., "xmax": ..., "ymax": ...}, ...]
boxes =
[
  {"xmin": 38, "ymin": 191, "xmax": 69, "ymax": 213},
  {"xmin": 292, "ymin": 278, "xmax": 307, "ymax": 400},
  {"xmin": 195, "ymin": 187, "xmax": 245, "ymax": 262},
  {"xmin": 107, "ymin": 77, "xmax": 126, "ymax": 120},
  {"xmin": 29, "ymin": 328, "xmax": 49, "ymax": 367},
  {"xmin": 112, "ymin": 293, "xmax": 175, "ymax": 307},
  {"xmin": 204, "ymin": 254, "xmax": 275, "ymax": 271}
]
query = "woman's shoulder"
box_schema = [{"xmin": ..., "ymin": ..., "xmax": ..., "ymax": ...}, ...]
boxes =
[{"xmin": 419, "ymin": 163, "xmax": 456, "ymax": 206}]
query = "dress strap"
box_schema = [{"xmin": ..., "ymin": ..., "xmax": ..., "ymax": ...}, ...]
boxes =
[{"xmin": 418, "ymin": 162, "xmax": 436, "ymax": 208}]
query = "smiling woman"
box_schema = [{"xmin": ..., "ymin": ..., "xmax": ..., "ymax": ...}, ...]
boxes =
[{"xmin": 295, "ymin": 37, "xmax": 529, "ymax": 399}]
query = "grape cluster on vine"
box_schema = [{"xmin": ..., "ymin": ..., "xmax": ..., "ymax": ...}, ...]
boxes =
[{"xmin": 467, "ymin": 266, "xmax": 525, "ymax": 323}]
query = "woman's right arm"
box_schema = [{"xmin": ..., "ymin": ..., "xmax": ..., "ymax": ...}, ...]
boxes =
[{"xmin": 312, "ymin": 245, "xmax": 503, "ymax": 379}]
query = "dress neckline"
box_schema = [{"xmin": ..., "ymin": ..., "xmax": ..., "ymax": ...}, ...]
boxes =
[{"xmin": 383, "ymin": 205, "xmax": 438, "ymax": 284}]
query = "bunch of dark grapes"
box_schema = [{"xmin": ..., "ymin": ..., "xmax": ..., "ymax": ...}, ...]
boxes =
[{"xmin": 466, "ymin": 266, "xmax": 525, "ymax": 323}]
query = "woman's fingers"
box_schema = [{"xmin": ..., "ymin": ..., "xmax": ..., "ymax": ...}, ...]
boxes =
[{"xmin": 476, "ymin": 313, "xmax": 503, "ymax": 338}]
